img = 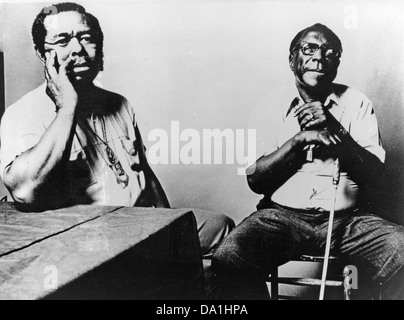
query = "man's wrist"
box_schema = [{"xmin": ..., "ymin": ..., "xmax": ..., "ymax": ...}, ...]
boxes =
[
  {"xmin": 292, "ymin": 131, "xmax": 307, "ymax": 149},
  {"xmin": 333, "ymin": 124, "xmax": 349, "ymax": 141},
  {"xmin": 56, "ymin": 104, "xmax": 76, "ymax": 119},
  {"xmin": 325, "ymin": 109, "xmax": 350, "ymax": 141}
]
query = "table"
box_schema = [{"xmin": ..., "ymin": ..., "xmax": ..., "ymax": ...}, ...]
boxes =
[{"xmin": 0, "ymin": 202, "xmax": 205, "ymax": 300}]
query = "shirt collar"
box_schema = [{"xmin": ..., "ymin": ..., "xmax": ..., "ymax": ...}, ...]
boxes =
[{"xmin": 285, "ymin": 85, "xmax": 341, "ymax": 118}]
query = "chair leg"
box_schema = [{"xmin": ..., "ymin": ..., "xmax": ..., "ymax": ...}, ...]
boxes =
[{"xmin": 270, "ymin": 266, "xmax": 279, "ymax": 300}]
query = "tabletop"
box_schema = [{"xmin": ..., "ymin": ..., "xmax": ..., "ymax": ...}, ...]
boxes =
[{"xmin": 0, "ymin": 202, "xmax": 204, "ymax": 300}]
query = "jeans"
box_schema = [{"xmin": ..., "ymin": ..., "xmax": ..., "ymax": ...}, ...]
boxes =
[{"xmin": 212, "ymin": 203, "xmax": 404, "ymax": 299}]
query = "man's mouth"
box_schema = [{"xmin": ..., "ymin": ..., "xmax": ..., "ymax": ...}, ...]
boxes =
[
  {"xmin": 305, "ymin": 65, "xmax": 327, "ymax": 74},
  {"xmin": 306, "ymin": 68, "xmax": 325, "ymax": 73},
  {"xmin": 72, "ymin": 63, "xmax": 91, "ymax": 73}
]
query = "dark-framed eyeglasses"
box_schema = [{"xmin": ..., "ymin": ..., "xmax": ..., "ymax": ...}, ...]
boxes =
[
  {"xmin": 44, "ymin": 32, "xmax": 96, "ymax": 49},
  {"xmin": 295, "ymin": 42, "xmax": 341, "ymax": 59}
]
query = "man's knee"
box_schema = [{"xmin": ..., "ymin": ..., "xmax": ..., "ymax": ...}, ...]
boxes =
[
  {"xmin": 190, "ymin": 208, "xmax": 235, "ymax": 256},
  {"xmin": 211, "ymin": 236, "xmax": 239, "ymax": 274},
  {"xmin": 208, "ymin": 212, "xmax": 235, "ymax": 238},
  {"xmin": 374, "ymin": 226, "xmax": 404, "ymax": 282},
  {"xmin": 379, "ymin": 229, "xmax": 404, "ymax": 299}
]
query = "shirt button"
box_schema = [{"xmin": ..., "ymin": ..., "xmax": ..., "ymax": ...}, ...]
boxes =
[{"xmin": 129, "ymin": 148, "xmax": 136, "ymax": 155}]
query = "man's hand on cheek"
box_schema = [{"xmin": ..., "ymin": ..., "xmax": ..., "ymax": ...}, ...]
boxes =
[{"xmin": 44, "ymin": 50, "xmax": 78, "ymax": 113}]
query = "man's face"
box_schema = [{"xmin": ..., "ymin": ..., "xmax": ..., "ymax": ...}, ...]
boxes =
[
  {"xmin": 42, "ymin": 11, "xmax": 101, "ymax": 83},
  {"xmin": 289, "ymin": 31, "xmax": 340, "ymax": 92}
]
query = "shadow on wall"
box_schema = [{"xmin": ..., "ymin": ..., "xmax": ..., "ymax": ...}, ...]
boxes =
[
  {"xmin": 370, "ymin": 154, "xmax": 404, "ymax": 226},
  {"xmin": 365, "ymin": 79, "xmax": 404, "ymax": 227}
]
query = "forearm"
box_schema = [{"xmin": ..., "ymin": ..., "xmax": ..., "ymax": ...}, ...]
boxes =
[
  {"xmin": 321, "ymin": 109, "xmax": 384, "ymax": 190},
  {"xmin": 247, "ymin": 133, "xmax": 305, "ymax": 195},
  {"xmin": 3, "ymin": 109, "xmax": 76, "ymax": 203}
]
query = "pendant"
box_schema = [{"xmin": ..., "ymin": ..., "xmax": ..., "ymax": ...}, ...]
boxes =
[
  {"xmin": 105, "ymin": 146, "xmax": 129, "ymax": 188},
  {"xmin": 117, "ymin": 174, "xmax": 129, "ymax": 189},
  {"xmin": 114, "ymin": 163, "xmax": 129, "ymax": 189},
  {"xmin": 106, "ymin": 146, "xmax": 116, "ymax": 164}
]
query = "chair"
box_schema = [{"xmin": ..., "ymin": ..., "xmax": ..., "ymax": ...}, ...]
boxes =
[{"xmin": 267, "ymin": 255, "xmax": 353, "ymax": 300}]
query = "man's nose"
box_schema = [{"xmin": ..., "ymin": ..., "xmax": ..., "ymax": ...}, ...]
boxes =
[
  {"xmin": 69, "ymin": 37, "xmax": 84, "ymax": 55},
  {"xmin": 312, "ymin": 47, "xmax": 325, "ymax": 61}
]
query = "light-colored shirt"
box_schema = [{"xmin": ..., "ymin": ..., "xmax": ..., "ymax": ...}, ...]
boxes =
[
  {"xmin": 257, "ymin": 83, "xmax": 385, "ymax": 212},
  {"xmin": 0, "ymin": 83, "xmax": 147, "ymax": 207}
]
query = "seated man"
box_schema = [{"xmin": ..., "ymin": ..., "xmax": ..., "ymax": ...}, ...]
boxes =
[
  {"xmin": 0, "ymin": 2, "xmax": 234, "ymax": 297},
  {"xmin": 212, "ymin": 23, "xmax": 404, "ymax": 299}
]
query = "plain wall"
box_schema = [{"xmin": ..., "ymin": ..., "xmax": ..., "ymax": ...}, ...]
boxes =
[{"xmin": 2, "ymin": 0, "xmax": 403, "ymax": 227}]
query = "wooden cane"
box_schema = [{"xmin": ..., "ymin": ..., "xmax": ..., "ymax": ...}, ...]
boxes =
[{"xmin": 319, "ymin": 158, "xmax": 340, "ymax": 300}]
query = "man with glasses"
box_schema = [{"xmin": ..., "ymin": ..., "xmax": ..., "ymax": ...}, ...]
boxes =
[
  {"xmin": 0, "ymin": 2, "xmax": 234, "ymax": 298},
  {"xmin": 212, "ymin": 23, "xmax": 404, "ymax": 299}
]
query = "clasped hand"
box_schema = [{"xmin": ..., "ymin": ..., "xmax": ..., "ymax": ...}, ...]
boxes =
[{"xmin": 294, "ymin": 101, "xmax": 343, "ymax": 147}]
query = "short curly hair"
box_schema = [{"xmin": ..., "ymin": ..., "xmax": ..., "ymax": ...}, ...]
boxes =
[
  {"xmin": 31, "ymin": 2, "xmax": 104, "ymax": 70},
  {"xmin": 289, "ymin": 23, "xmax": 342, "ymax": 57}
]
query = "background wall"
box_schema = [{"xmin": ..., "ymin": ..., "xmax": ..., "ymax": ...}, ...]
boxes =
[{"xmin": 2, "ymin": 0, "xmax": 403, "ymax": 226}]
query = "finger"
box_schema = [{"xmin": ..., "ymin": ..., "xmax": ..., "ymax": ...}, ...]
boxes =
[
  {"xmin": 43, "ymin": 53, "xmax": 51, "ymax": 80},
  {"xmin": 298, "ymin": 106, "xmax": 321, "ymax": 121},
  {"xmin": 328, "ymin": 134, "xmax": 338, "ymax": 145},
  {"xmin": 44, "ymin": 67, "xmax": 50, "ymax": 81},
  {"xmin": 303, "ymin": 118, "xmax": 321, "ymax": 130},
  {"xmin": 46, "ymin": 50, "xmax": 58, "ymax": 78},
  {"xmin": 300, "ymin": 112, "xmax": 316, "ymax": 128},
  {"xmin": 298, "ymin": 110, "xmax": 310, "ymax": 123},
  {"xmin": 45, "ymin": 50, "xmax": 55, "ymax": 69},
  {"xmin": 294, "ymin": 103, "xmax": 313, "ymax": 116},
  {"xmin": 303, "ymin": 114, "xmax": 329, "ymax": 129},
  {"xmin": 332, "ymin": 133, "xmax": 342, "ymax": 143},
  {"xmin": 44, "ymin": 51, "xmax": 50, "ymax": 63},
  {"xmin": 293, "ymin": 101, "xmax": 321, "ymax": 116},
  {"xmin": 44, "ymin": 52, "xmax": 50, "ymax": 75},
  {"xmin": 318, "ymin": 132, "xmax": 331, "ymax": 146}
]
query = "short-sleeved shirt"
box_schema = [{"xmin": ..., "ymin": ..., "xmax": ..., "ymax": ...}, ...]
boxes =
[
  {"xmin": 254, "ymin": 83, "xmax": 385, "ymax": 212},
  {"xmin": 0, "ymin": 83, "xmax": 147, "ymax": 207}
]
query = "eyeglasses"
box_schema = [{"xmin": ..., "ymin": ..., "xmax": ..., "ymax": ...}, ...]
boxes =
[
  {"xmin": 295, "ymin": 42, "xmax": 341, "ymax": 59},
  {"xmin": 44, "ymin": 33, "xmax": 96, "ymax": 49}
]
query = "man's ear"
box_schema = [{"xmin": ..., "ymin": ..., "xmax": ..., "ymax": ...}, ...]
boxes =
[
  {"xmin": 289, "ymin": 54, "xmax": 294, "ymax": 72},
  {"xmin": 36, "ymin": 49, "xmax": 46, "ymax": 64}
]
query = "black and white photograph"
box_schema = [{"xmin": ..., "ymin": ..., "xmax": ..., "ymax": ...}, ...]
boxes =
[{"xmin": 0, "ymin": 0, "xmax": 403, "ymax": 305}]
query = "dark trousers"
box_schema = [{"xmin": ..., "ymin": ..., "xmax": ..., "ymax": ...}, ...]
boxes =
[{"xmin": 212, "ymin": 204, "xmax": 404, "ymax": 299}]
